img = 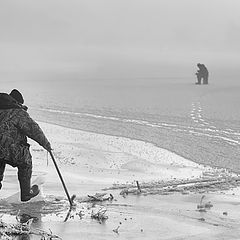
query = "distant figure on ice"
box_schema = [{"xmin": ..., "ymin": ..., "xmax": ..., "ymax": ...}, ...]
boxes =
[
  {"xmin": 195, "ymin": 63, "xmax": 209, "ymax": 85},
  {"xmin": 0, "ymin": 89, "xmax": 52, "ymax": 201}
]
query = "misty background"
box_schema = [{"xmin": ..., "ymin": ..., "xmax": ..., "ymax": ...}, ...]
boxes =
[
  {"xmin": 1, "ymin": 0, "xmax": 240, "ymax": 83},
  {"xmin": 1, "ymin": 0, "xmax": 240, "ymax": 173}
]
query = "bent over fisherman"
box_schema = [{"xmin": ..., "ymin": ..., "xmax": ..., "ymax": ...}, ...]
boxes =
[{"xmin": 0, "ymin": 89, "xmax": 52, "ymax": 201}]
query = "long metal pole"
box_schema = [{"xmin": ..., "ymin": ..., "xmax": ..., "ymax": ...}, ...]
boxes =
[{"xmin": 49, "ymin": 151, "xmax": 73, "ymax": 207}]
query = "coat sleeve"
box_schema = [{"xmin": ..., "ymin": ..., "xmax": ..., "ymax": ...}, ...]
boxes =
[{"xmin": 15, "ymin": 109, "xmax": 51, "ymax": 151}]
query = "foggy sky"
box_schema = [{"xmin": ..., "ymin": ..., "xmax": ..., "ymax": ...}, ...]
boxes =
[{"xmin": 1, "ymin": 0, "xmax": 240, "ymax": 81}]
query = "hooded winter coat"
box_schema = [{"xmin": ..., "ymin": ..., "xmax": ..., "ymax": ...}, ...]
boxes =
[{"xmin": 0, "ymin": 93, "xmax": 50, "ymax": 167}]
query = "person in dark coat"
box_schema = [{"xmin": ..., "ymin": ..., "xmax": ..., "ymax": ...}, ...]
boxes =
[
  {"xmin": 195, "ymin": 63, "xmax": 209, "ymax": 84},
  {"xmin": 0, "ymin": 89, "xmax": 52, "ymax": 201}
]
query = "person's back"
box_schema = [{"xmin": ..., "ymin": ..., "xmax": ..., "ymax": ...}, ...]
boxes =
[{"xmin": 0, "ymin": 93, "xmax": 28, "ymax": 160}]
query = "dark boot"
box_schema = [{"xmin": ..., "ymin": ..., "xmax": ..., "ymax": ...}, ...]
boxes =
[
  {"xmin": 19, "ymin": 177, "xmax": 40, "ymax": 202},
  {"xmin": 21, "ymin": 184, "xmax": 40, "ymax": 202},
  {"xmin": 18, "ymin": 165, "xmax": 39, "ymax": 202}
]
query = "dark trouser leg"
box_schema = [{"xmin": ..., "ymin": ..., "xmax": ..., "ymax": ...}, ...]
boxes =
[
  {"xmin": 16, "ymin": 147, "xmax": 33, "ymax": 201},
  {"xmin": 203, "ymin": 77, "xmax": 206, "ymax": 84},
  {"xmin": 18, "ymin": 163, "xmax": 32, "ymax": 201},
  {"xmin": 196, "ymin": 75, "xmax": 201, "ymax": 84},
  {"xmin": 0, "ymin": 162, "xmax": 6, "ymax": 190},
  {"xmin": 203, "ymin": 73, "xmax": 209, "ymax": 84},
  {"xmin": 10, "ymin": 146, "xmax": 38, "ymax": 201},
  {"xmin": 203, "ymin": 76, "xmax": 208, "ymax": 84}
]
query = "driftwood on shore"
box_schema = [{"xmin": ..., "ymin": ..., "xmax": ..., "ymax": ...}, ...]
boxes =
[
  {"xmin": 78, "ymin": 193, "xmax": 114, "ymax": 203},
  {"xmin": 103, "ymin": 176, "xmax": 240, "ymax": 197}
]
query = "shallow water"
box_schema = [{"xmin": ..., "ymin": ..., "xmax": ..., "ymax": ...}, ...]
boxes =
[{"xmin": 2, "ymin": 192, "xmax": 240, "ymax": 240}]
